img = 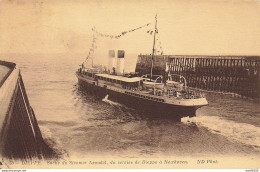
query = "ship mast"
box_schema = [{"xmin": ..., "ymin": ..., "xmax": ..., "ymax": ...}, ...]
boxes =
[{"xmin": 150, "ymin": 14, "xmax": 157, "ymax": 80}]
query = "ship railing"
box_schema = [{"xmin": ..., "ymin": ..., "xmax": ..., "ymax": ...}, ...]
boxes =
[
  {"xmin": 141, "ymin": 74, "xmax": 163, "ymax": 83},
  {"xmin": 167, "ymin": 88, "xmax": 204, "ymax": 99}
]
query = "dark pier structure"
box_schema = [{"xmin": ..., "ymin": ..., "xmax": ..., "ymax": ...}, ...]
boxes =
[
  {"xmin": 136, "ymin": 55, "xmax": 260, "ymax": 100},
  {"xmin": 0, "ymin": 60, "xmax": 56, "ymax": 160}
]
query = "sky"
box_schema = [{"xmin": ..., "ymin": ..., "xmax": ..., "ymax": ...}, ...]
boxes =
[{"xmin": 0, "ymin": 0, "xmax": 260, "ymax": 57}]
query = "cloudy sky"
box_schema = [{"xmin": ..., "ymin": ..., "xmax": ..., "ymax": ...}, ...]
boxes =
[{"xmin": 0, "ymin": 0, "xmax": 260, "ymax": 56}]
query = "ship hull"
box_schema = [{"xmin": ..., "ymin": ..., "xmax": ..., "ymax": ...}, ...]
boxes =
[{"xmin": 77, "ymin": 73, "xmax": 198, "ymax": 120}]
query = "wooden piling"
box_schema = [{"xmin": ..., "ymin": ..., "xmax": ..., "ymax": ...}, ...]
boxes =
[{"xmin": 135, "ymin": 54, "xmax": 260, "ymax": 101}]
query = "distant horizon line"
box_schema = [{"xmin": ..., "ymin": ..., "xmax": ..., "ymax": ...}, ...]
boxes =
[{"xmin": 1, "ymin": 52, "xmax": 260, "ymax": 57}]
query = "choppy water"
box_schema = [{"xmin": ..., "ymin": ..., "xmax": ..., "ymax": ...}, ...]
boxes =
[{"xmin": 2, "ymin": 54, "xmax": 260, "ymax": 159}]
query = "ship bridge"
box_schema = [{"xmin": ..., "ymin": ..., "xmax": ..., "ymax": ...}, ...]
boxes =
[
  {"xmin": 95, "ymin": 73, "xmax": 142, "ymax": 83},
  {"xmin": 95, "ymin": 73, "xmax": 143, "ymax": 90}
]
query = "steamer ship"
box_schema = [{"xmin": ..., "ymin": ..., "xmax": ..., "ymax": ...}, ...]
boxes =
[{"xmin": 76, "ymin": 17, "xmax": 208, "ymax": 119}]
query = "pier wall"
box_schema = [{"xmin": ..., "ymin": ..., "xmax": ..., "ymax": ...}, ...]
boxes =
[
  {"xmin": 0, "ymin": 61, "xmax": 55, "ymax": 159},
  {"xmin": 135, "ymin": 55, "xmax": 260, "ymax": 100}
]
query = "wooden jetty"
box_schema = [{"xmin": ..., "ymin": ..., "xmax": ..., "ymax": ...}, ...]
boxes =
[
  {"xmin": 0, "ymin": 60, "xmax": 56, "ymax": 160},
  {"xmin": 136, "ymin": 55, "xmax": 260, "ymax": 100}
]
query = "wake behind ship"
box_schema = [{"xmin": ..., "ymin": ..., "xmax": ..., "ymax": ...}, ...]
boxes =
[{"xmin": 76, "ymin": 50, "xmax": 208, "ymax": 120}]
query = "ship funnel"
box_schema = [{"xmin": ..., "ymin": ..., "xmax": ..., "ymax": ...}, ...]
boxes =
[
  {"xmin": 108, "ymin": 50, "xmax": 116, "ymax": 74},
  {"xmin": 116, "ymin": 50, "xmax": 125, "ymax": 75}
]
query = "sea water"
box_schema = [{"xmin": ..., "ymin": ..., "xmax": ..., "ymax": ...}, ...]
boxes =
[{"xmin": 2, "ymin": 53, "xmax": 260, "ymax": 160}]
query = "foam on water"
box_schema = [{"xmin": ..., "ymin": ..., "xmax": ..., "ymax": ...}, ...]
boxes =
[
  {"xmin": 40, "ymin": 125, "xmax": 70, "ymax": 159},
  {"xmin": 102, "ymin": 94, "xmax": 124, "ymax": 107},
  {"xmin": 181, "ymin": 115, "xmax": 260, "ymax": 150}
]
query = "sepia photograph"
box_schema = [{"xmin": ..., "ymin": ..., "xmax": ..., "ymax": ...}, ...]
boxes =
[{"xmin": 0, "ymin": 0, "xmax": 259, "ymax": 170}]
